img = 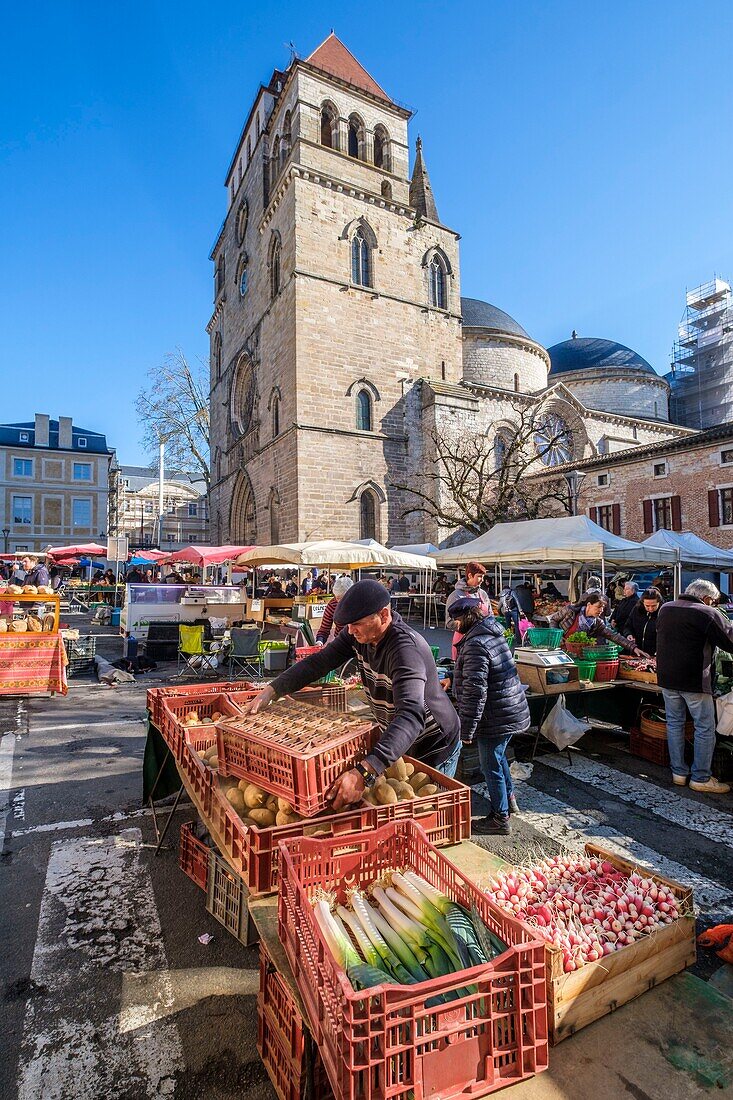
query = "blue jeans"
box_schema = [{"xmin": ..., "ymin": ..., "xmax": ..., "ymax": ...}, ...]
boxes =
[
  {"xmin": 661, "ymin": 689, "xmax": 716, "ymax": 783},
  {"xmin": 477, "ymin": 736, "xmax": 514, "ymax": 819},
  {"xmin": 434, "ymin": 740, "xmax": 461, "ymax": 779}
]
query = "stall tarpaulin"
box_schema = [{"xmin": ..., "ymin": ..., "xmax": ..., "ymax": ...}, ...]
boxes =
[
  {"xmin": 159, "ymin": 544, "xmax": 254, "ymax": 567},
  {"xmin": 46, "ymin": 543, "xmax": 108, "ymax": 561},
  {"xmin": 388, "ymin": 542, "xmax": 441, "ymax": 557},
  {"xmin": 234, "ymin": 540, "xmax": 436, "ymax": 571},
  {"xmin": 433, "ymin": 516, "xmax": 678, "ymax": 570},
  {"xmin": 642, "ymin": 529, "xmax": 733, "ymax": 571}
]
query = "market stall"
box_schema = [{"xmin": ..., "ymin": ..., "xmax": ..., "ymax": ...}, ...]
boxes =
[
  {"xmin": 0, "ymin": 589, "xmax": 66, "ymax": 696},
  {"xmin": 120, "ymin": 582, "xmax": 247, "ymax": 643}
]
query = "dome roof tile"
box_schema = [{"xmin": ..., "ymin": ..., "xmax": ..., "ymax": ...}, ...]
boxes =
[
  {"xmin": 548, "ymin": 337, "xmax": 656, "ymax": 377},
  {"xmin": 461, "ymin": 297, "xmax": 531, "ymax": 339}
]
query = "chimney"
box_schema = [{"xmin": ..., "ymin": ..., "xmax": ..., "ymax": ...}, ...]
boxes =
[
  {"xmin": 34, "ymin": 413, "xmax": 49, "ymax": 447},
  {"xmin": 58, "ymin": 416, "xmax": 73, "ymax": 449}
]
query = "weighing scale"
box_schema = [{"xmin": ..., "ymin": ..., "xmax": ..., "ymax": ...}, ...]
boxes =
[{"xmin": 514, "ymin": 647, "xmax": 575, "ymax": 669}]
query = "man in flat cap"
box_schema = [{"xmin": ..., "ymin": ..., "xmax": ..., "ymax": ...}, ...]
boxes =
[{"xmin": 240, "ymin": 579, "xmax": 460, "ymax": 811}]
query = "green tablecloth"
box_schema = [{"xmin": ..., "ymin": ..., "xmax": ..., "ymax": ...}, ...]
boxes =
[{"xmin": 142, "ymin": 721, "xmax": 181, "ymax": 803}]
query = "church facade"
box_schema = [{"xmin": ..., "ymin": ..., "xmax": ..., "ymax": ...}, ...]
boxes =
[{"xmin": 207, "ymin": 35, "xmax": 690, "ymax": 548}]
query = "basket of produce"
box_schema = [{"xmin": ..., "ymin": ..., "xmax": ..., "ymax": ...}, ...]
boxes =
[
  {"xmin": 159, "ymin": 693, "xmax": 250, "ymax": 761},
  {"xmin": 639, "ymin": 705, "xmax": 694, "ymax": 741},
  {"xmin": 524, "ymin": 627, "xmax": 564, "ymax": 649},
  {"xmin": 147, "ymin": 681, "xmax": 255, "ymax": 729},
  {"xmin": 573, "ymin": 659, "xmax": 596, "ymax": 682},
  {"xmin": 563, "ymin": 631, "xmax": 591, "ymax": 658},
  {"xmin": 618, "ymin": 658, "xmax": 657, "ymax": 684},
  {"xmin": 594, "ymin": 659, "xmax": 619, "ymax": 682},
  {"xmin": 278, "ymin": 819, "xmax": 548, "ymax": 1100},
  {"xmin": 484, "ymin": 843, "xmax": 695, "ymax": 1043},
  {"xmin": 215, "ymin": 699, "xmax": 377, "ymax": 817}
]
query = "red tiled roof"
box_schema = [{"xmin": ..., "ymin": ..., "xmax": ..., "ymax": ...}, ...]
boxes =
[{"xmin": 306, "ymin": 33, "xmax": 390, "ymax": 102}]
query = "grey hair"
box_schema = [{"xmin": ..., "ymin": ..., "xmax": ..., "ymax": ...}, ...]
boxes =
[
  {"xmin": 625, "ymin": 581, "xmax": 639, "ymax": 593},
  {"xmin": 685, "ymin": 579, "xmax": 720, "ymax": 602}
]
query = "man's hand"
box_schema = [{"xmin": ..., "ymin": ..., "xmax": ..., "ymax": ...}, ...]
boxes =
[
  {"xmin": 315, "ymin": 639, "xmax": 324, "ymax": 647},
  {"xmin": 239, "ymin": 684, "xmax": 276, "ymax": 716},
  {"xmin": 328, "ymin": 768, "xmax": 366, "ymax": 812},
  {"xmin": 441, "ymin": 676, "xmax": 452, "ymax": 692},
  {"xmin": 632, "ymin": 647, "xmax": 645, "ymax": 657}
]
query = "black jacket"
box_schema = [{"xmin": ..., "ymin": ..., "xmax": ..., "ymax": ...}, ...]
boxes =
[
  {"xmin": 610, "ymin": 595, "xmax": 639, "ymax": 635},
  {"xmin": 656, "ymin": 595, "xmax": 733, "ymax": 694},
  {"xmin": 453, "ymin": 617, "xmax": 530, "ymax": 743},
  {"xmin": 626, "ymin": 603, "xmax": 659, "ymax": 656},
  {"xmin": 270, "ymin": 612, "xmax": 459, "ymax": 772}
]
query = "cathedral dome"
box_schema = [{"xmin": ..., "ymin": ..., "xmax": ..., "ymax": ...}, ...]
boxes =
[
  {"xmin": 461, "ymin": 297, "xmax": 531, "ymax": 340},
  {"xmin": 548, "ymin": 336, "xmax": 656, "ymax": 378}
]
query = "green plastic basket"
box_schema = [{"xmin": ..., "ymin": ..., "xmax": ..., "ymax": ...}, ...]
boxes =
[
  {"xmin": 430, "ymin": 645, "xmax": 440, "ymax": 663},
  {"xmin": 524, "ymin": 627, "xmax": 564, "ymax": 649},
  {"xmin": 582, "ymin": 643, "xmax": 621, "ymax": 661},
  {"xmin": 574, "ymin": 659, "xmax": 597, "ymax": 681}
]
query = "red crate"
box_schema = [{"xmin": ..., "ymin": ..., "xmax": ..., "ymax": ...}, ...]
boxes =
[
  {"xmin": 594, "ymin": 659, "xmax": 619, "ymax": 682},
  {"xmin": 215, "ymin": 700, "xmax": 376, "ymax": 817},
  {"xmin": 295, "ymin": 645, "xmax": 321, "ymax": 660},
  {"xmin": 278, "ymin": 820, "xmax": 549, "ymax": 1100},
  {"xmin": 147, "ymin": 681, "xmax": 254, "ymax": 727},
  {"xmin": 178, "ymin": 820, "xmax": 210, "ymax": 891},
  {"xmin": 242, "ymin": 755, "xmax": 471, "ymax": 896},
  {"xmin": 159, "ymin": 693, "xmax": 250, "ymax": 761},
  {"xmin": 258, "ymin": 939, "xmax": 334, "ymax": 1100}
]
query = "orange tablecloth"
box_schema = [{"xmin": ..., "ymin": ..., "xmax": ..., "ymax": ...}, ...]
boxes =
[{"xmin": 0, "ymin": 634, "xmax": 68, "ymax": 695}]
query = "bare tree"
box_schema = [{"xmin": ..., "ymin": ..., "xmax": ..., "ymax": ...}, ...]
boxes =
[
  {"xmin": 136, "ymin": 350, "xmax": 210, "ymax": 491},
  {"xmin": 391, "ymin": 400, "xmax": 572, "ymax": 537}
]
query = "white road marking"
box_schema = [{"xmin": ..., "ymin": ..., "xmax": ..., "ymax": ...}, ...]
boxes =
[
  {"xmin": 17, "ymin": 827, "xmax": 183, "ymax": 1099},
  {"xmin": 11, "ymin": 806, "xmax": 156, "ymax": 838},
  {"xmin": 473, "ymin": 781, "xmax": 732, "ymax": 912},
  {"xmin": 0, "ymin": 732, "xmax": 16, "ymax": 848},
  {"xmin": 23, "ymin": 718, "xmax": 145, "ymax": 733},
  {"xmin": 538, "ymin": 753, "xmax": 733, "ymax": 847}
]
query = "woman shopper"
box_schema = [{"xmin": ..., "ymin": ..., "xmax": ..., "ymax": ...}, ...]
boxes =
[
  {"xmin": 451, "ymin": 596, "xmax": 530, "ymax": 835},
  {"xmin": 315, "ymin": 575, "xmax": 354, "ymax": 645},
  {"xmin": 626, "ymin": 587, "xmax": 663, "ymax": 656}
]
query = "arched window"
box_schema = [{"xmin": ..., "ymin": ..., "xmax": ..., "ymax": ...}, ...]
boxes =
[
  {"xmin": 320, "ymin": 103, "xmax": 337, "ymax": 148},
  {"xmin": 231, "ymin": 354, "xmax": 256, "ymax": 436},
  {"xmin": 237, "ymin": 256, "xmax": 248, "ymax": 299},
  {"xmin": 428, "ymin": 255, "xmax": 447, "ymax": 309},
  {"xmin": 230, "ymin": 471, "xmax": 257, "ymax": 543},
  {"xmin": 236, "ymin": 200, "xmax": 248, "ymax": 245},
  {"xmin": 246, "ymin": 136, "xmax": 252, "ymax": 164},
  {"xmin": 271, "ymin": 136, "xmax": 280, "ymax": 182},
  {"xmin": 270, "ymin": 236, "xmax": 281, "ymax": 297},
  {"xmin": 347, "ymin": 115, "xmax": 364, "ymax": 159},
  {"xmin": 282, "ymin": 111, "xmax": 291, "ymax": 166},
  {"xmin": 494, "ymin": 432, "xmax": 510, "ymax": 471},
  {"xmin": 272, "ymin": 395, "xmax": 280, "ymax": 438},
  {"xmin": 373, "ymin": 125, "xmax": 390, "ymax": 170},
  {"xmin": 513, "ymin": 373, "xmax": 520, "ymax": 393},
  {"xmin": 269, "ymin": 491, "xmax": 280, "ymax": 544},
  {"xmin": 351, "ymin": 228, "xmax": 370, "ymax": 287},
  {"xmin": 213, "ymin": 332, "xmax": 222, "ymax": 379},
  {"xmin": 359, "ymin": 490, "xmax": 377, "ymax": 541},
  {"xmin": 356, "ymin": 389, "xmax": 372, "ymax": 431},
  {"xmin": 381, "ymin": 180, "xmax": 392, "ymax": 200},
  {"xmin": 534, "ymin": 413, "xmax": 574, "ymax": 467}
]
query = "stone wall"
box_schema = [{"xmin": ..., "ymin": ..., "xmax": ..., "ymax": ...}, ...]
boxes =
[
  {"xmin": 462, "ymin": 333, "xmax": 549, "ymax": 392},
  {"xmin": 558, "ymin": 370, "xmax": 670, "ymax": 421}
]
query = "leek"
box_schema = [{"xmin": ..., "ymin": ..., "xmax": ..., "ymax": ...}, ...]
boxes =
[{"xmin": 313, "ymin": 899, "xmax": 393, "ymax": 991}]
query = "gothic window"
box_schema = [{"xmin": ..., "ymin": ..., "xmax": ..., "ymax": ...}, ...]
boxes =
[
  {"xmin": 381, "ymin": 180, "xmax": 392, "ymax": 200},
  {"xmin": 230, "ymin": 471, "xmax": 257, "ymax": 543},
  {"xmin": 270, "ymin": 235, "xmax": 281, "ymax": 297},
  {"xmin": 373, "ymin": 125, "xmax": 390, "ymax": 170},
  {"xmin": 282, "ymin": 110, "xmax": 292, "ymax": 165},
  {"xmin": 320, "ymin": 102, "xmax": 337, "ymax": 148},
  {"xmin": 246, "ymin": 136, "xmax": 252, "ymax": 164},
  {"xmin": 513, "ymin": 373, "xmax": 520, "ymax": 393},
  {"xmin": 236, "ymin": 200, "xmax": 248, "ymax": 245},
  {"xmin": 271, "ymin": 136, "xmax": 280, "ymax": 182},
  {"xmin": 494, "ymin": 432, "xmax": 510, "ymax": 471},
  {"xmin": 237, "ymin": 255, "xmax": 249, "ymax": 298},
  {"xmin": 348, "ymin": 115, "xmax": 364, "ymax": 159},
  {"xmin": 213, "ymin": 332, "xmax": 222, "ymax": 379},
  {"xmin": 356, "ymin": 389, "xmax": 373, "ymax": 431},
  {"xmin": 351, "ymin": 228, "xmax": 370, "ymax": 287},
  {"xmin": 214, "ymin": 252, "xmax": 225, "ymax": 300},
  {"xmin": 231, "ymin": 355, "xmax": 256, "ymax": 436},
  {"xmin": 534, "ymin": 413, "xmax": 574, "ymax": 467},
  {"xmin": 428, "ymin": 255, "xmax": 447, "ymax": 309},
  {"xmin": 359, "ymin": 490, "xmax": 377, "ymax": 541},
  {"xmin": 272, "ymin": 394, "xmax": 280, "ymax": 438}
]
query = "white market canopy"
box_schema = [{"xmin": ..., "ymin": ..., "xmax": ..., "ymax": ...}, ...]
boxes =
[
  {"xmin": 234, "ymin": 539, "xmax": 436, "ymax": 571},
  {"xmin": 389, "ymin": 542, "xmax": 441, "ymax": 557},
  {"xmin": 433, "ymin": 515, "xmax": 678, "ymax": 570},
  {"xmin": 642, "ymin": 529, "xmax": 733, "ymax": 571}
]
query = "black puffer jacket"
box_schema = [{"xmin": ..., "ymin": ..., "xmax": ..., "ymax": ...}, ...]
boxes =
[
  {"xmin": 453, "ymin": 617, "xmax": 530, "ymax": 743},
  {"xmin": 626, "ymin": 603, "xmax": 659, "ymax": 656}
]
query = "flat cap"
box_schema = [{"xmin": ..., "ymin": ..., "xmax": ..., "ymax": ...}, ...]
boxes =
[{"xmin": 333, "ymin": 579, "xmax": 391, "ymax": 625}]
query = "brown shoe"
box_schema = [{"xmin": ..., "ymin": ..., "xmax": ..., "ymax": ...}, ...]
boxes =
[
  {"xmin": 689, "ymin": 777, "xmax": 731, "ymax": 794},
  {"xmin": 672, "ymin": 774, "xmax": 688, "ymax": 786}
]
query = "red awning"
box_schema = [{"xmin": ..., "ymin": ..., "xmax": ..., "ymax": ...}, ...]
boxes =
[
  {"xmin": 46, "ymin": 543, "xmax": 108, "ymax": 561},
  {"xmin": 159, "ymin": 545, "xmax": 255, "ymax": 567}
]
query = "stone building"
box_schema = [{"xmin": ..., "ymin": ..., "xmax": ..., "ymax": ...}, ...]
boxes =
[
  {"xmin": 208, "ymin": 35, "xmax": 690, "ymax": 548},
  {"xmin": 0, "ymin": 414, "xmax": 114, "ymax": 554},
  {"xmin": 109, "ymin": 465, "xmax": 209, "ymax": 550}
]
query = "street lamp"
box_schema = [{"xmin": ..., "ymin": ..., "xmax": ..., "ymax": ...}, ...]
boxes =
[
  {"xmin": 2, "ymin": 528, "xmax": 9, "ymax": 553},
  {"xmin": 563, "ymin": 470, "xmax": 586, "ymax": 516}
]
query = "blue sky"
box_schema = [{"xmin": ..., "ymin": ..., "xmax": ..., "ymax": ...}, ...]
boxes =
[{"xmin": 2, "ymin": 1, "xmax": 731, "ymax": 464}]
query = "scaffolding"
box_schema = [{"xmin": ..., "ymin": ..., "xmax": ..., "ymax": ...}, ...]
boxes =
[{"xmin": 667, "ymin": 277, "xmax": 733, "ymax": 428}]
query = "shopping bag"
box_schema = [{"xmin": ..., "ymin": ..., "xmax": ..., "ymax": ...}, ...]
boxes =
[
  {"xmin": 540, "ymin": 694, "xmax": 591, "ymax": 750},
  {"xmin": 715, "ymin": 691, "xmax": 733, "ymax": 738}
]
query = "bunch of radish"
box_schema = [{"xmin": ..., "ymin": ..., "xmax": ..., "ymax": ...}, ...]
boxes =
[{"xmin": 486, "ymin": 855, "xmax": 683, "ymax": 973}]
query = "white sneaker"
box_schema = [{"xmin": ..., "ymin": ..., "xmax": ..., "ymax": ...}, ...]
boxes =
[
  {"xmin": 689, "ymin": 777, "xmax": 731, "ymax": 794},
  {"xmin": 672, "ymin": 774, "xmax": 688, "ymax": 786}
]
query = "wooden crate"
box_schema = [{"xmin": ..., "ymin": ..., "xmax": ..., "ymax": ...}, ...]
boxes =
[
  {"xmin": 517, "ymin": 661, "xmax": 579, "ymax": 695},
  {"xmin": 618, "ymin": 665, "xmax": 658, "ymax": 684},
  {"xmin": 547, "ymin": 842, "xmax": 696, "ymax": 1043}
]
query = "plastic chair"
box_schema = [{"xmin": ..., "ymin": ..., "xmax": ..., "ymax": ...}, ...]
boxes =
[
  {"xmin": 177, "ymin": 624, "xmax": 219, "ymax": 678},
  {"xmin": 228, "ymin": 627, "xmax": 263, "ymax": 680}
]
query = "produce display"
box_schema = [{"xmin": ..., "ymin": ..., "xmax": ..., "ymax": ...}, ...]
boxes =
[
  {"xmin": 363, "ymin": 758, "xmax": 440, "ymax": 803},
  {"xmin": 311, "ymin": 868, "xmax": 507, "ymax": 994},
  {"xmin": 534, "ymin": 597, "xmax": 567, "ymax": 617},
  {"xmin": 486, "ymin": 854, "xmax": 686, "ymax": 972},
  {"xmin": 0, "ymin": 584, "xmax": 55, "ymax": 595}
]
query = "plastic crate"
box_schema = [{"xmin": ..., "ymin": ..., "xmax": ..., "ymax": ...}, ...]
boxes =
[
  {"xmin": 159, "ymin": 693, "xmax": 251, "ymax": 761},
  {"xmin": 215, "ymin": 699, "xmax": 376, "ymax": 817},
  {"xmin": 594, "ymin": 659, "xmax": 619, "ymax": 682},
  {"xmin": 64, "ymin": 634, "xmax": 96, "ymax": 674},
  {"xmin": 205, "ymin": 848, "xmax": 249, "ymax": 944},
  {"xmin": 429, "ymin": 645, "xmax": 441, "ymax": 662},
  {"xmin": 573, "ymin": 659, "xmax": 596, "ymax": 681},
  {"xmin": 239, "ymin": 754, "xmax": 471, "ymax": 896},
  {"xmin": 147, "ymin": 681, "xmax": 254, "ymax": 729},
  {"xmin": 524, "ymin": 627, "xmax": 563, "ymax": 649},
  {"xmin": 582, "ymin": 644, "xmax": 621, "ymax": 661},
  {"xmin": 259, "ymin": 639, "xmax": 290, "ymax": 654},
  {"xmin": 258, "ymin": 940, "xmax": 334, "ymax": 1100},
  {"xmin": 179, "ymin": 820, "xmax": 211, "ymax": 891},
  {"xmin": 278, "ymin": 820, "xmax": 549, "ymax": 1100}
]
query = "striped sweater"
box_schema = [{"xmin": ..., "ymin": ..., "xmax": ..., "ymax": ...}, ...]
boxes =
[
  {"xmin": 270, "ymin": 612, "xmax": 459, "ymax": 774},
  {"xmin": 316, "ymin": 597, "xmax": 345, "ymax": 645}
]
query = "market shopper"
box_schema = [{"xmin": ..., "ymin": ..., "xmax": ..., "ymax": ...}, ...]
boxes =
[
  {"xmin": 20, "ymin": 555, "xmax": 50, "ymax": 589},
  {"xmin": 450, "ymin": 596, "xmax": 529, "ymax": 835},
  {"xmin": 550, "ymin": 594, "xmax": 645, "ymax": 654},
  {"xmin": 625, "ymin": 587, "xmax": 663, "ymax": 657},
  {"xmin": 240, "ymin": 579, "xmax": 461, "ymax": 807},
  {"xmin": 610, "ymin": 581, "xmax": 640, "ymax": 635},
  {"xmin": 315, "ymin": 575, "xmax": 353, "ymax": 645},
  {"xmin": 656, "ymin": 579, "xmax": 733, "ymax": 794},
  {"xmin": 446, "ymin": 561, "xmax": 492, "ymax": 657}
]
